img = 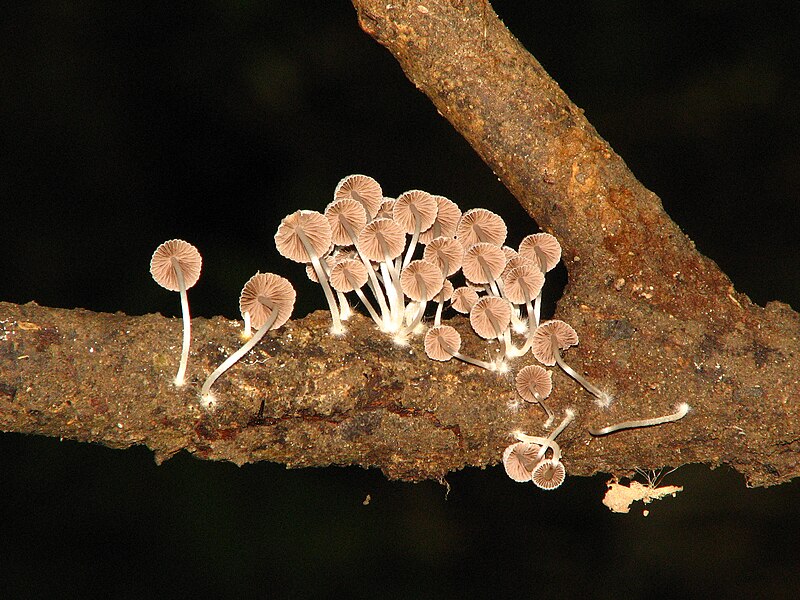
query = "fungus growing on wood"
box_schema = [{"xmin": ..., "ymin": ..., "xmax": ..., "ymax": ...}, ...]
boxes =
[
  {"xmin": 515, "ymin": 364, "xmax": 554, "ymax": 426},
  {"xmin": 532, "ymin": 320, "xmax": 612, "ymax": 407},
  {"xmin": 419, "ymin": 195, "xmax": 462, "ymax": 244},
  {"xmin": 398, "ymin": 259, "xmax": 444, "ymax": 337},
  {"xmin": 149, "ymin": 239, "xmax": 203, "ymax": 386},
  {"xmin": 469, "ymin": 295, "xmax": 513, "ymax": 368},
  {"xmin": 199, "ymin": 272, "xmax": 295, "ymax": 409},
  {"xmin": 356, "ymin": 217, "xmax": 407, "ymax": 331},
  {"xmin": 424, "ymin": 324, "xmax": 498, "ymax": 371},
  {"xmin": 275, "ymin": 210, "xmax": 344, "ymax": 334}
]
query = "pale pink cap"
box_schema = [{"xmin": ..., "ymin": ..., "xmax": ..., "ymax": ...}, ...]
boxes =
[
  {"xmin": 400, "ymin": 259, "xmax": 444, "ymax": 302},
  {"xmin": 274, "ymin": 210, "xmax": 333, "ymax": 264},
  {"xmin": 334, "ymin": 174, "xmax": 383, "ymax": 218},
  {"xmin": 469, "ymin": 296, "xmax": 512, "ymax": 339},
  {"xmin": 423, "ymin": 236, "xmax": 465, "ymax": 277},
  {"xmin": 461, "ymin": 242, "xmax": 507, "ymax": 284},
  {"xmin": 329, "ymin": 258, "xmax": 369, "ymax": 293},
  {"xmin": 515, "ymin": 364, "xmax": 553, "ymax": 402},
  {"xmin": 419, "ymin": 195, "xmax": 462, "ymax": 244},
  {"xmin": 502, "ymin": 264, "xmax": 545, "ymax": 304},
  {"xmin": 393, "ymin": 190, "xmax": 438, "ymax": 234},
  {"xmin": 424, "ymin": 325, "xmax": 461, "ymax": 361},
  {"xmin": 502, "ymin": 441, "xmax": 540, "ymax": 482},
  {"xmin": 325, "ymin": 198, "xmax": 368, "ymax": 245},
  {"xmin": 356, "ymin": 218, "xmax": 406, "ymax": 262},
  {"xmin": 519, "ymin": 233, "xmax": 562, "ymax": 272},
  {"xmin": 531, "ymin": 320, "xmax": 579, "ymax": 366},
  {"xmin": 456, "ymin": 208, "xmax": 507, "ymax": 248},
  {"xmin": 239, "ymin": 272, "xmax": 296, "ymax": 330},
  {"xmin": 531, "ymin": 459, "xmax": 566, "ymax": 490},
  {"xmin": 450, "ymin": 286, "xmax": 480, "ymax": 314},
  {"xmin": 150, "ymin": 239, "xmax": 202, "ymax": 291}
]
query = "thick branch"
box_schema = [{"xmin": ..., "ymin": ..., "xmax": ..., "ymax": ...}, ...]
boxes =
[{"xmin": 2, "ymin": 2, "xmax": 799, "ymax": 487}]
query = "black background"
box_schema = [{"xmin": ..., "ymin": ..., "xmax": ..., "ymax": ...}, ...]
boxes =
[{"xmin": 1, "ymin": 2, "xmax": 799, "ymax": 598}]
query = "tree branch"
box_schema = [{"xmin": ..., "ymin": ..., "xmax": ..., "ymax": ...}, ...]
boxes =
[{"xmin": 2, "ymin": 1, "xmax": 798, "ymax": 487}]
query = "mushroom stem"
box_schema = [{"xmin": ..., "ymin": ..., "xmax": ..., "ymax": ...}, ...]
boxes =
[
  {"xmin": 171, "ymin": 256, "xmax": 192, "ymax": 387},
  {"xmin": 401, "ymin": 205, "xmax": 423, "ymax": 270},
  {"xmin": 296, "ymin": 228, "xmax": 344, "ymax": 334},
  {"xmin": 552, "ymin": 335, "xmax": 612, "ymax": 407},
  {"xmin": 434, "ymin": 299, "xmax": 445, "ymax": 327},
  {"xmin": 589, "ymin": 403, "xmax": 690, "ymax": 436},
  {"xmin": 439, "ymin": 337, "xmax": 498, "ymax": 371},
  {"xmin": 199, "ymin": 305, "xmax": 280, "ymax": 407},
  {"xmin": 343, "ymin": 220, "xmax": 392, "ymax": 328},
  {"xmin": 242, "ymin": 311, "xmax": 252, "ymax": 340}
]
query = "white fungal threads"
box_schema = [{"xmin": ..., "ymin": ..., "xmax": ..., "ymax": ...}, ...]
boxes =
[{"xmin": 589, "ymin": 403, "xmax": 690, "ymax": 436}]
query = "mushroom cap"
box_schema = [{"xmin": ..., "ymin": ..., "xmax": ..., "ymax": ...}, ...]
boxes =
[
  {"xmin": 325, "ymin": 198, "xmax": 368, "ymax": 245},
  {"xmin": 531, "ymin": 459, "xmax": 566, "ymax": 490},
  {"xmin": 450, "ymin": 286, "xmax": 480, "ymax": 314},
  {"xmin": 150, "ymin": 239, "xmax": 203, "ymax": 292},
  {"xmin": 461, "ymin": 242, "xmax": 507, "ymax": 284},
  {"xmin": 239, "ymin": 272, "xmax": 296, "ymax": 330},
  {"xmin": 502, "ymin": 441, "xmax": 540, "ymax": 483},
  {"xmin": 393, "ymin": 189, "xmax": 438, "ymax": 234},
  {"xmin": 502, "ymin": 253, "xmax": 535, "ymax": 278},
  {"xmin": 423, "ymin": 236, "xmax": 465, "ymax": 277},
  {"xmin": 419, "ymin": 195, "xmax": 462, "ymax": 244},
  {"xmin": 400, "ymin": 259, "xmax": 444, "ymax": 302},
  {"xmin": 376, "ymin": 197, "xmax": 396, "ymax": 219},
  {"xmin": 531, "ymin": 320, "xmax": 579, "ymax": 366},
  {"xmin": 456, "ymin": 208, "xmax": 507, "ymax": 248},
  {"xmin": 424, "ymin": 324, "xmax": 461, "ymax": 361},
  {"xmin": 519, "ymin": 233, "xmax": 562, "ymax": 272},
  {"xmin": 334, "ymin": 174, "xmax": 383, "ymax": 218},
  {"xmin": 274, "ymin": 210, "xmax": 333, "ymax": 264},
  {"xmin": 356, "ymin": 218, "xmax": 406, "ymax": 262},
  {"xmin": 502, "ymin": 264, "xmax": 545, "ymax": 304},
  {"xmin": 469, "ymin": 296, "xmax": 512, "ymax": 339},
  {"xmin": 515, "ymin": 364, "xmax": 553, "ymax": 402},
  {"xmin": 435, "ymin": 279, "xmax": 454, "ymax": 303},
  {"xmin": 329, "ymin": 258, "xmax": 369, "ymax": 293}
]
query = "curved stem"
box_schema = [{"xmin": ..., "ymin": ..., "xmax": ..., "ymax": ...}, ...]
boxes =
[
  {"xmin": 296, "ymin": 229, "xmax": 344, "ymax": 334},
  {"xmin": 589, "ymin": 403, "xmax": 690, "ymax": 436},
  {"xmin": 199, "ymin": 309, "xmax": 280, "ymax": 406},
  {"xmin": 402, "ymin": 206, "xmax": 422, "ymax": 270},
  {"xmin": 171, "ymin": 257, "xmax": 191, "ymax": 387},
  {"xmin": 553, "ymin": 339, "xmax": 611, "ymax": 407}
]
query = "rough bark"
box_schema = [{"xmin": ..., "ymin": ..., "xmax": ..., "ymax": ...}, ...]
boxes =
[{"xmin": 1, "ymin": 1, "xmax": 798, "ymax": 487}]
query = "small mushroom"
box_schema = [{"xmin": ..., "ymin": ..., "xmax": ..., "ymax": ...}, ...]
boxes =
[
  {"xmin": 419, "ymin": 195, "xmax": 462, "ymax": 244},
  {"xmin": 398, "ymin": 259, "xmax": 444, "ymax": 337},
  {"xmin": 469, "ymin": 296, "xmax": 513, "ymax": 368},
  {"xmin": 532, "ymin": 320, "xmax": 613, "ymax": 407},
  {"xmin": 393, "ymin": 189, "xmax": 438, "ymax": 269},
  {"xmin": 199, "ymin": 272, "xmax": 295, "ymax": 408},
  {"xmin": 462, "ymin": 242, "xmax": 507, "ymax": 297},
  {"xmin": 502, "ymin": 441, "xmax": 541, "ymax": 482},
  {"xmin": 456, "ymin": 208, "xmax": 507, "ymax": 248},
  {"xmin": 502, "ymin": 264, "xmax": 545, "ymax": 354},
  {"xmin": 515, "ymin": 364, "xmax": 554, "ymax": 426},
  {"xmin": 356, "ymin": 217, "xmax": 407, "ymax": 332},
  {"xmin": 149, "ymin": 239, "xmax": 203, "ymax": 386},
  {"xmin": 513, "ymin": 409, "xmax": 575, "ymax": 490},
  {"xmin": 334, "ymin": 174, "xmax": 383, "ymax": 219},
  {"xmin": 275, "ymin": 210, "xmax": 344, "ymax": 334},
  {"xmin": 424, "ymin": 324, "xmax": 498, "ymax": 371}
]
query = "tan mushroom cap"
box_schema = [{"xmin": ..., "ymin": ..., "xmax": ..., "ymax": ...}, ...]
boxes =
[
  {"xmin": 502, "ymin": 264, "xmax": 545, "ymax": 304},
  {"xmin": 502, "ymin": 253, "xmax": 535, "ymax": 278},
  {"xmin": 435, "ymin": 279, "xmax": 454, "ymax": 303},
  {"xmin": 424, "ymin": 324, "xmax": 461, "ymax": 361},
  {"xmin": 502, "ymin": 441, "xmax": 540, "ymax": 483},
  {"xmin": 456, "ymin": 208, "xmax": 507, "ymax": 248},
  {"xmin": 393, "ymin": 189, "xmax": 438, "ymax": 234},
  {"xmin": 531, "ymin": 320, "xmax": 579, "ymax": 366},
  {"xmin": 423, "ymin": 236, "xmax": 465, "ymax": 277},
  {"xmin": 334, "ymin": 174, "xmax": 383, "ymax": 218},
  {"xmin": 329, "ymin": 258, "xmax": 369, "ymax": 293},
  {"xmin": 462, "ymin": 242, "xmax": 507, "ymax": 284},
  {"xmin": 450, "ymin": 286, "xmax": 480, "ymax": 313},
  {"xmin": 400, "ymin": 259, "xmax": 444, "ymax": 302},
  {"xmin": 356, "ymin": 218, "xmax": 406, "ymax": 262},
  {"xmin": 469, "ymin": 296, "xmax": 512, "ymax": 339},
  {"xmin": 239, "ymin": 272, "xmax": 296, "ymax": 330},
  {"xmin": 419, "ymin": 195, "xmax": 462, "ymax": 244},
  {"xmin": 150, "ymin": 239, "xmax": 203, "ymax": 292},
  {"xmin": 531, "ymin": 459, "xmax": 566, "ymax": 490},
  {"xmin": 274, "ymin": 210, "xmax": 333, "ymax": 264},
  {"xmin": 376, "ymin": 197, "xmax": 396, "ymax": 219},
  {"xmin": 325, "ymin": 198, "xmax": 368, "ymax": 245},
  {"xmin": 515, "ymin": 364, "xmax": 553, "ymax": 402},
  {"xmin": 519, "ymin": 233, "xmax": 562, "ymax": 272}
]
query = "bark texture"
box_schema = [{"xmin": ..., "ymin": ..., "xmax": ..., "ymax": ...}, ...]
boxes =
[{"xmin": 1, "ymin": 1, "xmax": 799, "ymax": 487}]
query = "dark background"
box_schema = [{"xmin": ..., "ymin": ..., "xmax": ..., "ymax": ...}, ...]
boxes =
[{"xmin": 1, "ymin": 2, "xmax": 799, "ymax": 598}]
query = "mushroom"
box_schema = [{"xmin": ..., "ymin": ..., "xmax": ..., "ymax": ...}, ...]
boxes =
[
  {"xmin": 469, "ymin": 295, "xmax": 513, "ymax": 369},
  {"xmin": 432, "ymin": 280, "xmax": 454, "ymax": 327},
  {"xmin": 519, "ymin": 233, "xmax": 562, "ymax": 324},
  {"xmin": 393, "ymin": 189, "xmax": 438, "ymax": 269},
  {"xmin": 531, "ymin": 320, "xmax": 613, "ymax": 408},
  {"xmin": 462, "ymin": 242, "xmax": 507, "ymax": 297},
  {"xmin": 502, "ymin": 441, "xmax": 541, "ymax": 482},
  {"xmin": 589, "ymin": 403, "xmax": 690, "ymax": 436},
  {"xmin": 455, "ymin": 208, "xmax": 507, "ymax": 248},
  {"xmin": 334, "ymin": 174, "xmax": 383, "ymax": 219},
  {"xmin": 149, "ymin": 239, "xmax": 203, "ymax": 386},
  {"xmin": 329, "ymin": 258, "xmax": 384, "ymax": 327},
  {"xmin": 274, "ymin": 210, "xmax": 344, "ymax": 334},
  {"xmin": 512, "ymin": 409, "xmax": 575, "ymax": 490},
  {"xmin": 502, "ymin": 264, "xmax": 545, "ymax": 354},
  {"xmin": 424, "ymin": 324, "xmax": 498, "ymax": 371},
  {"xmin": 398, "ymin": 259, "xmax": 444, "ymax": 338},
  {"xmin": 199, "ymin": 272, "xmax": 295, "ymax": 408},
  {"xmin": 356, "ymin": 217, "xmax": 407, "ymax": 331},
  {"xmin": 450, "ymin": 286, "xmax": 480, "ymax": 314},
  {"xmin": 515, "ymin": 364, "xmax": 554, "ymax": 426},
  {"xmin": 419, "ymin": 195, "xmax": 462, "ymax": 244}
]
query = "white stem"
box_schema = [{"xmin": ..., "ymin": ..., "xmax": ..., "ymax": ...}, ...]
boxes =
[
  {"xmin": 296, "ymin": 228, "xmax": 343, "ymax": 334},
  {"xmin": 172, "ymin": 257, "xmax": 191, "ymax": 387},
  {"xmin": 199, "ymin": 309, "xmax": 279, "ymax": 405},
  {"xmin": 553, "ymin": 339, "xmax": 607, "ymax": 402},
  {"xmin": 434, "ymin": 300, "xmax": 444, "ymax": 327},
  {"xmin": 353, "ymin": 287, "xmax": 383, "ymax": 326},
  {"xmin": 589, "ymin": 403, "xmax": 690, "ymax": 436},
  {"xmin": 242, "ymin": 311, "xmax": 252, "ymax": 339},
  {"xmin": 344, "ymin": 221, "xmax": 392, "ymax": 327},
  {"xmin": 402, "ymin": 208, "xmax": 422, "ymax": 270}
]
